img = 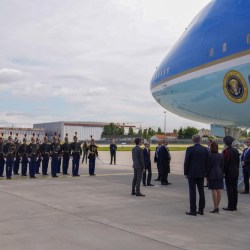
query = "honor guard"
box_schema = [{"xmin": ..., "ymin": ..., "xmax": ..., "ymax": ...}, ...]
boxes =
[
  {"xmin": 61, "ymin": 134, "xmax": 71, "ymax": 175},
  {"xmin": 40, "ymin": 133, "xmax": 50, "ymax": 175},
  {"xmin": 35, "ymin": 135, "xmax": 42, "ymax": 174},
  {"xmin": 0, "ymin": 133, "xmax": 5, "ymax": 177},
  {"xmin": 3, "ymin": 132, "xmax": 16, "ymax": 179},
  {"xmin": 27, "ymin": 135, "xmax": 38, "ymax": 178},
  {"xmin": 13, "ymin": 133, "xmax": 21, "ymax": 175},
  {"xmin": 18, "ymin": 135, "xmax": 29, "ymax": 176},
  {"xmin": 70, "ymin": 132, "xmax": 82, "ymax": 176},
  {"xmin": 49, "ymin": 133, "xmax": 61, "ymax": 177},
  {"xmin": 82, "ymin": 141, "xmax": 89, "ymax": 164},
  {"xmin": 57, "ymin": 134, "xmax": 62, "ymax": 173},
  {"xmin": 88, "ymin": 139, "xmax": 98, "ymax": 176}
]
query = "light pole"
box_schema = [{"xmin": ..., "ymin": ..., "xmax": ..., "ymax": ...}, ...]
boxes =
[{"xmin": 163, "ymin": 110, "xmax": 167, "ymax": 135}]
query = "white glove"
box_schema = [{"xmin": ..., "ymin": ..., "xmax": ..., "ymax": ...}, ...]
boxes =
[
  {"xmin": 14, "ymin": 158, "xmax": 16, "ymax": 161},
  {"xmin": 4, "ymin": 158, "xmax": 6, "ymax": 162},
  {"xmin": 36, "ymin": 157, "xmax": 38, "ymax": 161},
  {"xmin": 49, "ymin": 157, "xmax": 52, "ymax": 160},
  {"xmin": 28, "ymin": 158, "xmax": 31, "ymax": 162},
  {"xmin": 20, "ymin": 157, "xmax": 22, "ymax": 161},
  {"xmin": 41, "ymin": 157, "xmax": 43, "ymax": 160}
]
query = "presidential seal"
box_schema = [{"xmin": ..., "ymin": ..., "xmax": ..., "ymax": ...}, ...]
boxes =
[{"xmin": 223, "ymin": 70, "xmax": 248, "ymax": 103}]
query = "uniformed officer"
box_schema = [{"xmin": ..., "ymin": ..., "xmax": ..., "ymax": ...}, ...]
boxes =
[
  {"xmin": 18, "ymin": 135, "xmax": 29, "ymax": 176},
  {"xmin": 13, "ymin": 133, "xmax": 21, "ymax": 175},
  {"xmin": 0, "ymin": 133, "xmax": 5, "ymax": 177},
  {"xmin": 27, "ymin": 136, "xmax": 38, "ymax": 178},
  {"xmin": 57, "ymin": 134, "xmax": 62, "ymax": 173},
  {"xmin": 39, "ymin": 134, "xmax": 50, "ymax": 176},
  {"xmin": 61, "ymin": 134, "xmax": 71, "ymax": 175},
  {"xmin": 35, "ymin": 135, "xmax": 42, "ymax": 174},
  {"xmin": 82, "ymin": 141, "xmax": 89, "ymax": 164},
  {"xmin": 88, "ymin": 139, "xmax": 98, "ymax": 176},
  {"xmin": 3, "ymin": 133, "xmax": 16, "ymax": 179},
  {"xmin": 49, "ymin": 134, "xmax": 61, "ymax": 178},
  {"xmin": 70, "ymin": 133, "xmax": 82, "ymax": 176}
]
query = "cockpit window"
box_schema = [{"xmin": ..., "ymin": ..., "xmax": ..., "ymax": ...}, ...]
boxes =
[{"xmin": 222, "ymin": 43, "xmax": 227, "ymax": 52}]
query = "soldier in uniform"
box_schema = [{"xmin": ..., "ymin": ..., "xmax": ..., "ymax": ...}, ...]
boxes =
[
  {"xmin": 18, "ymin": 135, "xmax": 29, "ymax": 176},
  {"xmin": 70, "ymin": 133, "xmax": 82, "ymax": 176},
  {"xmin": 13, "ymin": 133, "xmax": 21, "ymax": 175},
  {"xmin": 61, "ymin": 134, "xmax": 71, "ymax": 175},
  {"xmin": 0, "ymin": 133, "xmax": 5, "ymax": 177},
  {"xmin": 49, "ymin": 134, "xmax": 61, "ymax": 178},
  {"xmin": 27, "ymin": 136, "xmax": 38, "ymax": 178},
  {"xmin": 35, "ymin": 135, "xmax": 42, "ymax": 174},
  {"xmin": 57, "ymin": 134, "xmax": 62, "ymax": 173},
  {"xmin": 3, "ymin": 133, "xmax": 16, "ymax": 179},
  {"xmin": 82, "ymin": 141, "xmax": 89, "ymax": 164},
  {"xmin": 88, "ymin": 139, "xmax": 98, "ymax": 176},
  {"xmin": 39, "ymin": 134, "xmax": 50, "ymax": 176}
]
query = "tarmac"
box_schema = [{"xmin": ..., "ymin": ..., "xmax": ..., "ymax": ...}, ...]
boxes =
[{"xmin": 0, "ymin": 151, "xmax": 249, "ymax": 250}]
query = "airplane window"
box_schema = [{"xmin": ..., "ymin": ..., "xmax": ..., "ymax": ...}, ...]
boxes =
[
  {"xmin": 163, "ymin": 69, "xmax": 166, "ymax": 75},
  {"xmin": 167, "ymin": 67, "xmax": 169, "ymax": 74},
  {"xmin": 210, "ymin": 48, "xmax": 214, "ymax": 57},
  {"xmin": 222, "ymin": 43, "xmax": 227, "ymax": 52},
  {"xmin": 247, "ymin": 34, "xmax": 250, "ymax": 44}
]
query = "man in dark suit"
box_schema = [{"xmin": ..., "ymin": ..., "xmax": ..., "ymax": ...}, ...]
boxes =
[
  {"xmin": 158, "ymin": 140, "xmax": 171, "ymax": 185},
  {"xmin": 154, "ymin": 140, "xmax": 162, "ymax": 181},
  {"xmin": 142, "ymin": 142, "xmax": 154, "ymax": 186},
  {"xmin": 240, "ymin": 138, "xmax": 250, "ymax": 194},
  {"xmin": 184, "ymin": 134, "xmax": 208, "ymax": 216},
  {"xmin": 132, "ymin": 138, "xmax": 145, "ymax": 196}
]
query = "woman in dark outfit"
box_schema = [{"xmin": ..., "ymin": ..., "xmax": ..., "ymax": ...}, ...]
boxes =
[{"xmin": 207, "ymin": 142, "xmax": 224, "ymax": 213}]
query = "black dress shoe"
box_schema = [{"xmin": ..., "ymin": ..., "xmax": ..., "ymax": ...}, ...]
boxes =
[
  {"xmin": 147, "ymin": 184, "xmax": 154, "ymax": 186},
  {"xmin": 22, "ymin": 174, "xmax": 27, "ymax": 176},
  {"xmin": 240, "ymin": 191, "xmax": 249, "ymax": 194},
  {"xmin": 161, "ymin": 182, "xmax": 169, "ymax": 185},
  {"xmin": 136, "ymin": 193, "xmax": 145, "ymax": 196},
  {"xmin": 154, "ymin": 178, "xmax": 160, "ymax": 181},
  {"xmin": 186, "ymin": 211, "xmax": 197, "ymax": 216},
  {"xmin": 143, "ymin": 183, "xmax": 146, "ymax": 186},
  {"xmin": 131, "ymin": 193, "xmax": 136, "ymax": 195},
  {"xmin": 223, "ymin": 207, "xmax": 234, "ymax": 211},
  {"xmin": 0, "ymin": 175, "xmax": 4, "ymax": 177},
  {"xmin": 52, "ymin": 175, "xmax": 58, "ymax": 178},
  {"xmin": 196, "ymin": 210, "xmax": 204, "ymax": 215},
  {"xmin": 210, "ymin": 208, "xmax": 219, "ymax": 213},
  {"xmin": 6, "ymin": 177, "xmax": 12, "ymax": 180}
]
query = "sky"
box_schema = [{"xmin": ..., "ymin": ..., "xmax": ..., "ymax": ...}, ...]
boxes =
[{"xmin": 0, "ymin": 0, "xmax": 212, "ymax": 132}]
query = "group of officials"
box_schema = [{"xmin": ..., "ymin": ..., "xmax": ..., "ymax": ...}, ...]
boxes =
[
  {"xmin": 131, "ymin": 138, "xmax": 171, "ymax": 196},
  {"xmin": 0, "ymin": 133, "xmax": 98, "ymax": 179},
  {"xmin": 131, "ymin": 134, "xmax": 250, "ymax": 215}
]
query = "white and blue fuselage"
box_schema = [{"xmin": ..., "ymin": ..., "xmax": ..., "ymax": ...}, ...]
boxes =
[{"xmin": 150, "ymin": 0, "xmax": 250, "ymax": 134}]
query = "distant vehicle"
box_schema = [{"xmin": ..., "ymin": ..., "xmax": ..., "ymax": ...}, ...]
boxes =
[{"xmin": 151, "ymin": 0, "xmax": 250, "ymax": 138}]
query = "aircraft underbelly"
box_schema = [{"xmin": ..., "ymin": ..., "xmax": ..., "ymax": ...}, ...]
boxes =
[{"xmin": 152, "ymin": 61, "xmax": 250, "ymax": 127}]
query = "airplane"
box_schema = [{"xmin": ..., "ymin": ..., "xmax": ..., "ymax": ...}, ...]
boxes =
[{"xmin": 150, "ymin": 0, "xmax": 250, "ymax": 138}]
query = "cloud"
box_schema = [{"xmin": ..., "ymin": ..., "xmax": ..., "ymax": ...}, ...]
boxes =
[{"xmin": 0, "ymin": 68, "xmax": 24, "ymax": 83}]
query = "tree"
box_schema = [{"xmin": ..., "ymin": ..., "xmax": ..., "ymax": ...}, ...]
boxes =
[
  {"xmin": 137, "ymin": 128, "xmax": 143, "ymax": 137},
  {"xmin": 183, "ymin": 126, "xmax": 199, "ymax": 139},
  {"xmin": 173, "ymin": 129, "xmax": 177, "ymax": 134},
  {"xmin": 102, "ymin": 123, "xmax": 124, "ymax": 136},
  {"xmin": 157, "ymin": 127, "xmax": 164, "ymax": 134},
  {"xmin": 177, "ymin": 127, "xmax": 184, "ymax": 139},
  {"xmin": 147, "ymin": 127, "xmax": 156, "ymax": 137},
  {"xmin": 128, "ymin": 127, "xmax": 134, "ymax": 136},
  {"xmin": 143, "ymin": 129, "xmax": 148, "ymax": 139}
]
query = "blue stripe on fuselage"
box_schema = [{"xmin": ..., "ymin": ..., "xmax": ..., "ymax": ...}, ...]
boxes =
[{"xmin": 150, "ymin": 0, "xmax": 250, "ymax": 89}]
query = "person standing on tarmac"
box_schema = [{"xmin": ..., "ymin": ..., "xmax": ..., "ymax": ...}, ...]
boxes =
[
  {"xmin": 40, "ymin": 134, "xmax": 50, "ymax": 176},
  {"xmin": 61, "ymin": 134, "xmax": 71, "ymax": 175},
  {"xmin": 27, "ymin": 136, "xmax": 38, "ymax": 179},
  {"xmin": 18, "ymin": 135, "xmax": 29, "ymax": 176},
  {"xmin": 3, "ymin": 133, "xmax": 16, "ymax": 180},
  {"xmin": 109, "ymin": 139, "xmax": 117, "ymax": 165},
  {"xmin": 70, "ymin": 133, "xmax": 82, "ymax": 177},
  {"xmin": 0, "ymin": 134, "xmax": 5, "ymax": 177},
  {"xmin": 49, "ymin": 134, "xmax": 61, "ymax": 178},
  {"xmin": 88, "ymin": 139, "xmax": 98, "ymax": 176},
  {"xmin": 82, "ymin": 141, "xmax": 89, "ymax": 164}
]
